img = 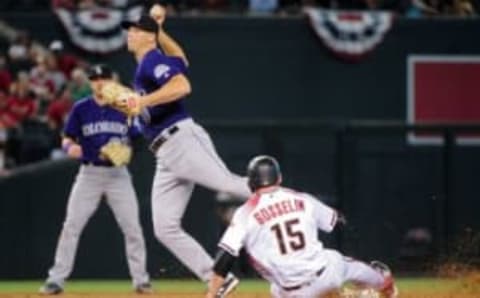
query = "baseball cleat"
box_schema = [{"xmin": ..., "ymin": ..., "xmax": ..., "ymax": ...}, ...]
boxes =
[
  {"xmin": 370, "ymin": 261, "xmax": 398, "ymax": 298},
  {"xmin": 135, "ymin": 282, "xmax": 154, "ymax": 294},
  {"xmin": 39, "ymin": 282, "xmax": 63, "ymax": 295},
  {"xmin": 216, "ymin": 273, "xmax": 240, "ymax": 298}
]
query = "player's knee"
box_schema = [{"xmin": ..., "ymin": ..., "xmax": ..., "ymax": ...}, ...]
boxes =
[
  {"xmin": 153, "ymin": 218, "xmax": 181, "ymax": 242},
  {"xmin": 221, "ymin": 178, "xmax": 251, "ymax": 198},
  {"xmin": 216, "ymin": 184, "xmax": 246, "ymax": 198}
]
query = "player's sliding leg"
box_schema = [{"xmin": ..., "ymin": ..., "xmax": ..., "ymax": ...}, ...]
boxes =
[{"xmin": 340, "ymin": 254, "xmax": 398, "ymax": 297}]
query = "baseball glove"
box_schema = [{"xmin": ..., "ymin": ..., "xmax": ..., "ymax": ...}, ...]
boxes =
[
  {"xmin": 99, "ymin": 81, "xmax": 142, "ymax": 118},
  {"xmin": 100, "ymin": 140, "xmax": 132, "ymax": 167}
]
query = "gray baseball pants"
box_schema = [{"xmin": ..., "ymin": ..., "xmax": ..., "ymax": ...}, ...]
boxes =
[
  {"xmin": 46, "ymin": 165, "xmax": 150, "ymax": 287},
  {"xmin": 152, "ymin": 118, "xmax": 251, "ymax": 281}
]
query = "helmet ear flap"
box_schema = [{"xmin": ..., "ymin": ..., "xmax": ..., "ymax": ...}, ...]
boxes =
[
  {"xmin": 248, "ymin": 179, "xmax": 256, "ymax": 192},
  {"xmin": 276, "ymin": 174, "xmax": 282, "ymax": 185}
]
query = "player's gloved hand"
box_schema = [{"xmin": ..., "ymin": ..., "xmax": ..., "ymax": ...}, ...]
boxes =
[
  {"xmin": 100, "ymin": 140, "xmax": 132, "ymax": 167},
  {"xmin": 99, "ymin": 81, "xmax": 143, "ymax": 119},
  {"xmin": 116, "ymin": 93, "xmax": 143, "ymax": 117}
]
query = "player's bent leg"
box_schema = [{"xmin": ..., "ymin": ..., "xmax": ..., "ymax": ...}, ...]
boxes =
[
  {"xmin": 151, "ymin": 164, "xmax": 214, "ymax": 282},
  {"xmin": 341, "ymin": 257, "xmax": 385, "ymax": 288},
  {"xmin": 190, "ymin": 123, "xmax": 251, "ymax": 199},
  {"xmin": 105, "ymin": 169, "xmax": 150, "ymax": 288},
  {"xmin": 338, "ymin": 252, "xmax": 398, "ymax": 297},
  {"xmin": 160, "ymin": 121, "xmax": 251, "ymax": 199},
  {"xmin": 294, "ymin": 250, "xmax": 345, "ymax": 297}
]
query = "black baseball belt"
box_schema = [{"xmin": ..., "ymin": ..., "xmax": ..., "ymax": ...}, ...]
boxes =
[
  {"xmin": 149, "ymin": 125, "xmax": 180, "ymax": 153},
  {"xmin": 282, "ymin": 267, "xmax": 326, "ymax": 292},
  {"xmin": 82, "ymin": 161, "xmax": 114, "ymax": 167}
]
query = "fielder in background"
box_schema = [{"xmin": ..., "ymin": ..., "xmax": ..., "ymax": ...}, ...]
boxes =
[
  {"xmin": 39, "ymin": 64, "xmax": 152, "ymax": 295},
  {"xmin": 116, "ymin": 6, "xmax": 250, "ymax": 295},
  {"xmin": 206, "ymin": 155, "xmax": 399, "ymax": 298}
]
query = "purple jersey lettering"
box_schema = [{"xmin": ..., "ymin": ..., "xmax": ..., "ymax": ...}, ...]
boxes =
[
  {"xmin": 64, "ymin": 97, "xmax": 140, "ymax": 165},
  {"xmin": 133, "ymin": 49, "xmax": 190, "ymax": 142}
]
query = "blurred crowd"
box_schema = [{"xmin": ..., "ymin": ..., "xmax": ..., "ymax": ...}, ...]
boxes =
[
  {"xmin": 0, "ymin": 0, "xmax": 476, "ymax": 17},
  {"xmin": 0, "ymin": 25, "xmax": 95, "ymax": 175}
]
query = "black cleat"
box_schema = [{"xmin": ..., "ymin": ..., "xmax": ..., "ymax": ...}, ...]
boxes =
[
  {"xmin": 135, "ymin": 282, "xmax": 153, "ymax": 294},
  {"xmin": 39, "ymin": 282, "xmax": 63, "ymax": 295},
  {"xmin": 370, "ymin": 261, "xmax": 398, "ymax": 298}
]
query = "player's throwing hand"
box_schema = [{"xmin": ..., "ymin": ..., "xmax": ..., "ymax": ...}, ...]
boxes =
[{"xmin": 150, "ymin": 4, "xmax": 166, "ymax": 27}]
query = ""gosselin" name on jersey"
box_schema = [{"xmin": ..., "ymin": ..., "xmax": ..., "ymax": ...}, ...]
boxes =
[
  {"xmin": 82, "ymin": 121, "xmax": 128, "ymax": 136},
  {"xmin": 253, "ymin": 199, "xmax": 305, "ymax": 225}
]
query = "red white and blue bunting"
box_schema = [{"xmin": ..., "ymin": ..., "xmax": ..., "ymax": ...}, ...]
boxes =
[
  {"xmin": 53, "ymin": 4, "xmax": 142, "ymax": 54},
  {"xmin": 304, "ymin": 8, "xmax": 394, "ymax": 61}
]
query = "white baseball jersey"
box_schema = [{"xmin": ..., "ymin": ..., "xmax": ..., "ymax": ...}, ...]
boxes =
[{"xmin": 219, "ymin": 186, "xmax": 338, "ymax": 288}]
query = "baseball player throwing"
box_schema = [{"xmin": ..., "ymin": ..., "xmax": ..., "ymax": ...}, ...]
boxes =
[
  {"xmin": 39, "ymin": 65, "xmax": 151, "ymax": 295},
  {"xmin": 110, "ymin": 7, "xmax": 250, "ymax": 295},
  {"xmin": 206, "ymin": 155, "xmax": 399, "ymax": 298}
]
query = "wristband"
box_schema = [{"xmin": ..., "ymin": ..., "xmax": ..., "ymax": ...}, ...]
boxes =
[{"xmin": 62, "ymin": 142, "xmax": 73, "ymax": 153}]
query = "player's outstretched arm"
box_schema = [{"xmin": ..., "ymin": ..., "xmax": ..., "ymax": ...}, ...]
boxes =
[
  {"xmin": 307, "ymin": 194, "xmax": 344, "ymax": 233},
  {"xmin": 61, "ymin": 137, "xmax": 82, "ymax": 159},
  {"xmin": 150, "ymin": 3, "xmax": 189, "ymax": 66}
]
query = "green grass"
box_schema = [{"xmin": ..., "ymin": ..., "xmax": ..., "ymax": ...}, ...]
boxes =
[
  {"xmin": 0, "ymin": 278, "xmax": 472, "ymax": 293},
  {"xmin": 0, "ymin": 280, "xmax": 268, "ymax": 293}
]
